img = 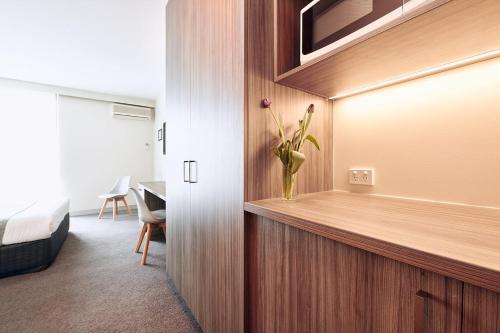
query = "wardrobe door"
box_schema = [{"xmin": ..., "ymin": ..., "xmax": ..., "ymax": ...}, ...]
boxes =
[
  {"xmin": 164, "ymin": 0, "xmax": 192, "ymax": 292},
  {"xmin": 188, "ymin": 0, "xmax": 245, "ymax": 332}
]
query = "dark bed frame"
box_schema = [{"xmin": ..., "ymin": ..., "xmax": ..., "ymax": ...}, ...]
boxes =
[{"xmin": 0, "ymin": 213, "xmax": 69, "ymax": 278}]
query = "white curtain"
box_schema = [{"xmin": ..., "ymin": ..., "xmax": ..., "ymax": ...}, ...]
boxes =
[{"xmin": 0, "ymin": 86, "xmax": 60, "ymax": 203}]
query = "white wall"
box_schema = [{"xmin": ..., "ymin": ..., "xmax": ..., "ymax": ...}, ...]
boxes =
[
  {"xmin": 58, "ymin": 96, "xmax": 154, "ymax": 213},
  {"xmin": 153, "ymin": 2, "xmax": 167, "ymax": 181},
  {"xmin": 153, "ymin": 91, "xmax": 167, "ymax": 180},
  {"xmin": 333, "ymin": 57, "xmax": 500, "ymax": 208}
]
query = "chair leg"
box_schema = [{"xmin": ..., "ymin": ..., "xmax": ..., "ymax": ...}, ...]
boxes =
[
  {"xmin": 141, "ymin": 224, "xmax": 154, "ymax": 266},
  {"xmin": 135, "ymin": 224, "xmax": 147, "ymax": 253},
  {"xmin": 112, "ymin": 199, "xmax": 117, "ymax": 221},
  {"xmin": 122, "ymin": 197, "xmax": 132, "ymax": 215},
  {"xmin": 98, "ymin": 199, "xmax": 108, "ymax": 219}
]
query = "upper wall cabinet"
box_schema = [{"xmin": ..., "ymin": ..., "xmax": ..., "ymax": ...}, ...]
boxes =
[
  {"xmin": 300, "ymin": 0, "xmax": 445, "ymax": 65},
  {"xmin": 274, "ymin": 0, "xmax": 500, "ymax": 98}
]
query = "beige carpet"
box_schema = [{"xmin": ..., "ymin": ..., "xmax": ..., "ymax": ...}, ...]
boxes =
[{"xmin": 0, "ymin": 213, "xmax": 199, "ymax": 333}]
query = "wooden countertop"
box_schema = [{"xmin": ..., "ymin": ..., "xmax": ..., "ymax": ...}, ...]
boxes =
[{"xmin": 245, "ymin": 191, "xmax": 500, "ymax": 293}]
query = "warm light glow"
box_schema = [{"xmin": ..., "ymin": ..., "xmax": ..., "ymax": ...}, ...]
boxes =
[
  {"xmin": 332, "ymin": 56, "xmax": 500, "ymax": 208},
  {"xmin": 330, "ymin": 49, "xmax": 500, "ymax": 100}
]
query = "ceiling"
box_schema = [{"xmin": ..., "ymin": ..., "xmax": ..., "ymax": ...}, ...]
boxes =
[{"xmin": 0, "ymin": 0, "xmax": 167, "ymax": 100}]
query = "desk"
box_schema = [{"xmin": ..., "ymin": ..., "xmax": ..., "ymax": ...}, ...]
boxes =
[{"xmin": 138, "ymin": 181, "xmax": 166, "ymax": 211}]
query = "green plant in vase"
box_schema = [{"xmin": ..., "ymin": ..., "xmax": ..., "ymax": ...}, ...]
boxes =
[{"xmin": 261, "ymin": 98, "xmax": 320, "ymax": 200}]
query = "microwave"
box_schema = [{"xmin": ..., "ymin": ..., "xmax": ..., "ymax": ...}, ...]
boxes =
[{"xmin": 300, "ymin": 0, "xmax": 447, "ymax": 65}]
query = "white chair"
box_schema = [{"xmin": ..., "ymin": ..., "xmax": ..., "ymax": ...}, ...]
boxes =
[
  {"xmin": 98, "ymin": 176, "xmax": 132, "ymax": 221},
  {"xmin": 129, "ymin": 188, "xmax": 166, "ymax": 266}
]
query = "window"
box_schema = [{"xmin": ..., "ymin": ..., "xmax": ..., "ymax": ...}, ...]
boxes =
[{"xmin": 0, "ymin": 86, "xmax": 59, "ymax": 203}]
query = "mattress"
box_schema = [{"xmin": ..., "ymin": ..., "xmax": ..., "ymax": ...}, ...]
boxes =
[
  {"xmin": 1, "ymin": 197, "xmax": 70, "ymax": 246},
  {"xmin": 0, "ymin": 213, "xmax": 69, "ymax": 278}
]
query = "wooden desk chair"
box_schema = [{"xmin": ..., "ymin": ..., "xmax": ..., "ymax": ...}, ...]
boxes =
[
  {"xmin": 129, "ymin": 188, "xmax": 166, "ymax": 265},
  {"xmin": 98, "ymin": 176, "xmax": 132, "ymax": 221}
]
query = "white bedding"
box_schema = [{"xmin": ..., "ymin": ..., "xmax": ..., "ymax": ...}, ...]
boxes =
[{"xmin": 0, "ymin": 197, "xmax": 69, "ymax": 246}]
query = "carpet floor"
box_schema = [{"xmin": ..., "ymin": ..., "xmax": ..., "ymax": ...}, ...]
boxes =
[{"xmin": 0, "ymin": 213, "xmax": 198, "ymax": 333}]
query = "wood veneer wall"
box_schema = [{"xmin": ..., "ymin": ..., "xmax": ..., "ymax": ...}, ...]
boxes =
[
  {"xmin": 274, "ymin": 0, "xmax": 309, "ymax": 77},
  {"xmin": 245, "ymin": 0, "xmax": 334, "ymax": 202}
]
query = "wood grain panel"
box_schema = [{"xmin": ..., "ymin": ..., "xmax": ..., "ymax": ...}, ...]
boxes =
[
  {"xmin": 189, "ymin": 0, "xmax": 244, "ymax": 331},
  {"xmin": 276, "ymin": 0, "xmax": 500, "ymax": 98},
  {"xmin": 165, "ymin": 0, "xmax": 244, "ymax": 332},
  {"xmin": 462, "ymin": 284, "xmax": 500, "ymax": 333},
  {"xmin": 246, "ymin": 0, "xmax": 334, "ymax": 202},
  {"xmin": 165, "ymin": 0, "xmax": 191, "ymax": 292},
  {"xmin": 245, "ymin": 191, "xmax": 500, "ymax": 293},
  {"xmin": 245, "ymin": 214, "xmax": 462, "ymax": 333},
  {"xmin": 274, "ymin": 0, "xmax": 309, "ymax": 77}
]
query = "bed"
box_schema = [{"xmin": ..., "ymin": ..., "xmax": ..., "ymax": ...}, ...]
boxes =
[{"xmin": 0, "ymin": 198, "xmax": 70, "ymax": 278}]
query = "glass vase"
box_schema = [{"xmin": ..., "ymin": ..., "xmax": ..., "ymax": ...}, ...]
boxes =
[{"xmin": 282, "ymin": 166, "xmax": 296, "ymax": 200}]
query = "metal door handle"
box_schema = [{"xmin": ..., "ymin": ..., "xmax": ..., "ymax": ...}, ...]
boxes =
[
  {"xmin": 189, "ymin": 161, "xmax": 198, "ymax": 183},
  {"xmin": 183, "ymin": 161, "xmax": 190, "ymax": 182}
]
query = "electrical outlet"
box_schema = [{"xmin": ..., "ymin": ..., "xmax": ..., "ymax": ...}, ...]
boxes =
[{"xmin": 349, "ymin": 169, "xmax": 375, "ymax": 186}]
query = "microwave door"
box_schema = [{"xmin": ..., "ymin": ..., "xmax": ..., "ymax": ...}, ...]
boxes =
[
  {"xmin": 301, "ymin": 0, "xmax": 404, "ymax": 64},
  {"xmin": 313, "ymin": 0, "xmax": 374, "ymax": 47}
]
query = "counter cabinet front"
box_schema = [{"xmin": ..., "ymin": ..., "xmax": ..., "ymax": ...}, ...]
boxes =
[{"xmin": 244, "ymin": 192, "xmax": 500, "ymax": 333}]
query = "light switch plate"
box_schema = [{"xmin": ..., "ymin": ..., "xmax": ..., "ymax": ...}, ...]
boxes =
[{"xmin": 349, "ymin": 169, "xmax": 375, "ymax": 186}]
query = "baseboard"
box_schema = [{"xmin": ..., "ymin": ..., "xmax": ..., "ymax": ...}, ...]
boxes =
[{"xmin": 70, "ymin": 205, "xmax": 137, "ymax": 217}]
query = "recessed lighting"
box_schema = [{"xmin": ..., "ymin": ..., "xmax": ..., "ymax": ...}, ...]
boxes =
[{"xmin": 330, "ymin": 49, "xmax": 500, "ymax": 100}]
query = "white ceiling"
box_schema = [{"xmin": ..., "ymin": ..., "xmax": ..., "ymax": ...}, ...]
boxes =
[{"xmin": 0, "ymin": 0, "xmax": 167, "ymax": 100}]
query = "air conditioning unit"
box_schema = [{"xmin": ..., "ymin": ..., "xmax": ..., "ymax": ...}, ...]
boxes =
[{"xmin": 111, "ymin": 103, "xmax": 153, "ymax": 120}]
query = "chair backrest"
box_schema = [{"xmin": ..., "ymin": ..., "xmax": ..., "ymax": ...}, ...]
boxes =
[
  {"xmin": 128, "ymin": 187, "xmax": 159, "ymax": 223},
  {"xmin": 110, "ymin": 176, "xmax": 131, "ymax": 196}
]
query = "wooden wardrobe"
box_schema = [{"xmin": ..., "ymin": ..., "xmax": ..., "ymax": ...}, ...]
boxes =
[
  {"xmin": 164, "ymin": 0, "xmax": 245, "ymax": 332},
  {"xmin": 164, "ymin": 0, "xmax": 332, "ymax": 332}
]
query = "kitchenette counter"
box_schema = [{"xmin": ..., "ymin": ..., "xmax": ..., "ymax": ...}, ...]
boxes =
[{"xmin": 245, "ymin": 190, "xmax": 500, "ymax": 292}]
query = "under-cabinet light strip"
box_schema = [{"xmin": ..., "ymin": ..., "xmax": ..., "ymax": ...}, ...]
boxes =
[{"xmin": 329, "ymin": 49, "xmax": 500, "ymax": 101}]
